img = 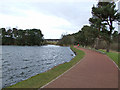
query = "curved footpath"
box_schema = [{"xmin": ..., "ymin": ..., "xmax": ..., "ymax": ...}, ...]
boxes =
[{"xmin": 43, "ymin": 46, "xmax": 118, "ymax": 88}]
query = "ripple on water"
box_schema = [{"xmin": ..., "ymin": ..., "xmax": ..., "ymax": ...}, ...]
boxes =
[
  {"xmin": 28, "ymin": 69, "xmax": 32, "ymax": 72},
  {"xmin": 1, "ymin": 58, "xmax": 4, "ymax": 60},
  {"xmin": 20, "ymin": 72, "xmax": 25, "ymax": 75},
  {"xmin": 21, "ymin": 66, "xmax": 29, "ymax": 69},
  {"xmin": 23, "ymin": 59, "xmax": 29, "ymax": 61},
  {"xmin": 3, "ymin": 60, "xmax": 8, "ymax": 63},
  {"xmin": 2, "ymin": 45, "xmax": 75, "ymax": 88}
]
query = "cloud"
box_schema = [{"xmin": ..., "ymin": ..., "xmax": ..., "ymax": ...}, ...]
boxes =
[
  {"xmin": 1, "ymin": 0, "xmax": 98, "ymax": 3},
  {"xmin": 0, "ymin": 9, "xmax": 74, "ymax": 39},
  {"xmin": 0, "ymin": 0, "xmax": 101, "ymax": 39}
]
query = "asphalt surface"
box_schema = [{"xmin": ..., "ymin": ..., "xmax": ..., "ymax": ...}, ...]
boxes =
[{"xmin": 44, "ymin": 46, "xmax": 118, "ymax": 88}]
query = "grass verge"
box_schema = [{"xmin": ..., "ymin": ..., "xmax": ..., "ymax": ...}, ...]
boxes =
[
  {"xmin": 78, "ymin": 46, "xmax": 119, "ymax": 68},
  {"xmin": 5, "ymin": 46, "xmax": 85, "ymax": 89},
  {"xmin": 98, "ymin": 49, "xmax": 119, "ymax": 68}
]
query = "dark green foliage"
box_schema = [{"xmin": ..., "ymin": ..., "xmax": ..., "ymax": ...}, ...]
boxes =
[
  {"xmin": 112, "ymin": 31, "xmax": 118, "ymax": 42},
  {"xmin": 59, "ymin": 2, "xmax": 119, "ymax": 51},
  {"xmin": 90, "ymin": 1, "xmax": 120, "ymax": 52},
  {"xmin": 59, "ymin": 25, "xmax": 99, "ymax": 47},
  {"xmin": 75, "ymin": 25, "xmax": 98, "ymax": 47},
  {"xmin": 92, "ymin": 2, "xmax": 118, "ymax": 35},
  {"xmin": 0, "ymin": 28, "xmax": 44, "ymax": 46},
  {"xmin": 58, "ymin": 34, "xmax": 76, "ymax": 46}
]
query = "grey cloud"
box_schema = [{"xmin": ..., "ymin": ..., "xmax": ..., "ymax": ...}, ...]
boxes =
[
  {"xmin": 0, "ymin": 2, "xmax": 31, "ymax": 16},
  {"xmin": 30, "ymin": 2, "xmax": 95, "ymax": 26},
  {"xmin": 0, "ymin": 1, "xmax": 97, "ymax": 37},
  {"xmin": 0, "ymin": 1, "xmax": 95, "ymax": 30}
]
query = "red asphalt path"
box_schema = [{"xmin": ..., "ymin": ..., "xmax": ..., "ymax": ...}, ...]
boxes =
[{"xmin": 44, "ymin": 46, "xmax": 118, "ymax": 88}]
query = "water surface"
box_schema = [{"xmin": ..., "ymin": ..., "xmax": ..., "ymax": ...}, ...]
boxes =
[{"xmin": 2, "ymin": 45, "xmax": 75, "ymax": 88}]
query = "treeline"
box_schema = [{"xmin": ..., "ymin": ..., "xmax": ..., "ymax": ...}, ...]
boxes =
[
  {"xmin": 0, "ymin": 28, "xmax": 44, "ymax": 46},
  {"xmin": 58, "ymin": 2, "xmax": 120, "ymax": 52}
]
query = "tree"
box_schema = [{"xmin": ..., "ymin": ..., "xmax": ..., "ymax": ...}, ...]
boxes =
[
  {"xmin": 91, "ymin": 1, "xmax": 120, "ymax": 52},
  {"xmin": 112, "ymin": 31, "xmax": 118, "ymax": 42},
  {"xmin": 0, "ymin": 28, "xmax": 44, "ymax": 46},
  {"xmin": 0, "ymin": 28, "xmax": 6, "ymax": 45},
  {"xmin": 58, "ymin": 35, "xmax": 74, "ymax": 45}
]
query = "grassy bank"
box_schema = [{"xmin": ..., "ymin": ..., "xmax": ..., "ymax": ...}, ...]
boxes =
[
  {"xmin": 5, "ymin": 46, "xmax": 85, "ymax": 89},
  {"xmin": 78, "ymin": 46, "xmax": 119, "ymax": 68},
  {"xmin": 98, "ymin": 49, "xmax": 119, "ymax": 68}
]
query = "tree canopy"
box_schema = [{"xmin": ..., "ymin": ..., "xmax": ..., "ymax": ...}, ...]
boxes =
[
  {"xmin": 59, "ymin": 1, "xmax": 119, "ymax": 52},
  {"xmin": 0, "ymin": 28, "xmax": 44, "ymax": 46}
]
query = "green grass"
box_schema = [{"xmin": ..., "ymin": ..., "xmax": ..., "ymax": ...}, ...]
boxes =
[
  {"xmin": 98, "ymin": 49, "xmax": 119, "ymax": 68},
  {"xmin": 5, "ymin": 46, "xmax": 85, "ymax": 89},
  {"xmin": 78, "ymin": 45, "xmax": 119, "ymax": 68}
]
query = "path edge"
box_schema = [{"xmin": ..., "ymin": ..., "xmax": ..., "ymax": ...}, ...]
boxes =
[{"xmin": 39, "ymin": 47, "xmax": 85, "ymax": 89}]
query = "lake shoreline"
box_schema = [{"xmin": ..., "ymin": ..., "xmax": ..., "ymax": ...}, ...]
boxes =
[
  {"xmin": 2, "ymin": 45, "xmax": 76, "ymax": 88},
  {"xmin": 3, "ymin": 46, "xmax": 85, "ymax": 88}
]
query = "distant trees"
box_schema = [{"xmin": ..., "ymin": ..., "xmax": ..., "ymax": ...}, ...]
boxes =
[
  {"xmin": 0, "ymin": 28, "xmax": 44, "ymax": 46},
  {"xmin": 76, "ymin": 25, "xmax": 99, "ymax": 47},
  {"xmin": 58, "ymin": 34, "xmax": 75, "ymax": 46},
  {"xmin": 59, "ymin": 1, "xmax": 119, "ymax": 52},
  {"xmin": 59, "ymin": 25, "xmax": 99, "ymax": 47}
]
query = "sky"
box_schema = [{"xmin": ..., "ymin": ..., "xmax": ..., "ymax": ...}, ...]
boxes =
[
  {"xmin": 118, "ymin": 1, "xmax": 120, "ymax": 33},
  {"xmin": 0, "ymin": 0, "xmax": 119, "ymax": 39}
]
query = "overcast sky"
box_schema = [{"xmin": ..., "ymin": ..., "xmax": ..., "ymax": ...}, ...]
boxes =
[{"xmin": 0, "ymin": 0, "xmax": 119, "ymax": 39}]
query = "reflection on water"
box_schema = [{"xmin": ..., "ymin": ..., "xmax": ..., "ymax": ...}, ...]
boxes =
[{"xmin": 2, "ymin": 45, "xmax": 75, "ymax": 88}]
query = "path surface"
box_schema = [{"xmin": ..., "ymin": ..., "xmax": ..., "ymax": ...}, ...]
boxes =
[{"xmin": 44, "ymin": 46, "xmax": 118, "ymax": 88}]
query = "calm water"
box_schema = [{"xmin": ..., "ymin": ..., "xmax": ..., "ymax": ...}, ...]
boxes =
[{"xmin": 2, "ymin": 45, "xmax": 75, "ymax": 88}]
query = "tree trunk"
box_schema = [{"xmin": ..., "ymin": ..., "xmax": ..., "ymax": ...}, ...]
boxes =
[
  {"xmin": 106, "ymin": 41, "xmax": 110, "ymax": 52},
  {"xmin": 95, "ymin": 38, "xmax": 99, "ymax": 50}
]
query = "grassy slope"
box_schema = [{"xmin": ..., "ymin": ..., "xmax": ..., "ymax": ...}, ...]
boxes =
[
  {"xmin": 78, "ymin": 46, "xmax": 119, "ymax": 68},
  {"xmin": 98, "ymin": 49, "xmax": 119, "ymax": 68},
  {"xmin": 6, "ymin": 46, "xmax": 85, "ymax": 88}
]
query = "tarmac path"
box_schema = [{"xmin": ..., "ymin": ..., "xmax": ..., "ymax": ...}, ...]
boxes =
[{"xmin": 43, "ymin": 46, "xmax": 118, "ymax": 88}]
